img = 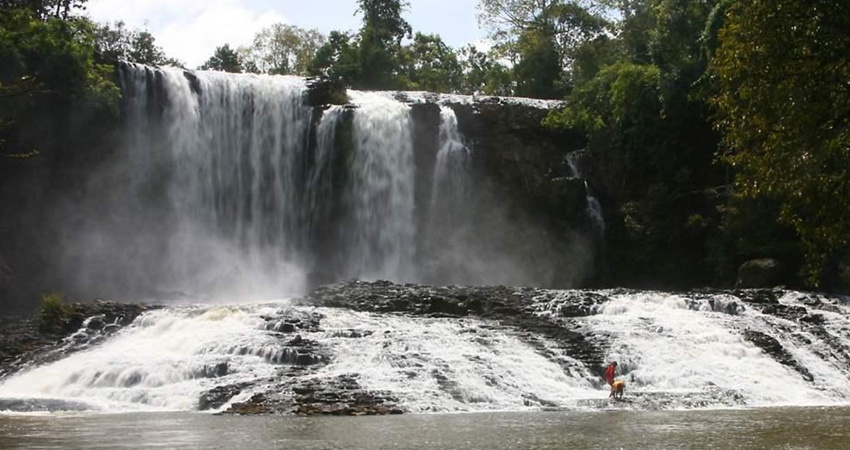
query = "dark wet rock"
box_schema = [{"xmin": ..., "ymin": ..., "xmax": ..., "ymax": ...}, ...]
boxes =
[
  {"xmin": 205, "ymin": 362, "xmax": 229, "ymax": 378},
  {"xmin": 85, "ymin": 315, "xmax": 106, "ymax": 331},
  {"xmin": 743, "ymin": 330, "xmax": 814, "ymax": 381},
  {"xmin": 732, "ymin": 289, "xmax": 781, "ymax": 305},
  {"xmin": 0, "ymin": 301, "xmax": 161, "ymax": 379},
  {"xmin": 290, "ymin": 374, "xmax": 401, "ymax": 416},
  {"xmin": 332, "ymin": 329, "xmax": 374, "ymax": 339},
  {"xmin": 226, "ymin": 393, "xmax": 270, "ymax": 415},
  {"xmin": 199, "ymin": 383, "xmax": 250, "ymax": 411},
  {"xmin": 737, "ymin": 259, "xmax": 784, "ymax": 288},
  {"xmin": 218, "ymin": 373, "xmax": 402, "ymax": 416},
  {"xmin": 800, "ymin": 314, "xmax": 825, "ymax": 325},
  {"xmin": 264, "ymin": 310, "xmax": 323, "ymax": 334}
]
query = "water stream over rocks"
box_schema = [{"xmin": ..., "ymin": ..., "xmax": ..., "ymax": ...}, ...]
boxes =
[{"xmin": 1, "ymin": 282, "xmax": 849, "ymax": 415}]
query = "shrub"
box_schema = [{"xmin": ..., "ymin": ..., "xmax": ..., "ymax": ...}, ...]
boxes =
[{"xmin": 37, "ymin": 292, "xmax": 68, "ymax": 334}]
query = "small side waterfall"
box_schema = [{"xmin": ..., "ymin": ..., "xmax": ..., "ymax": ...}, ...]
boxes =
[
  {"xmin": 431, "ymin": 107, "xmax": 471, "ymax": 208},
  {"xmin": 566, "ymin": 150, "xmax": 605, "ymax": 236}
]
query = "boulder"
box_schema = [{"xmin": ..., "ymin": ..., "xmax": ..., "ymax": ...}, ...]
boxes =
[{"xmin": 736, "ymin": 258, "xmax": 784, "ymax": 288}]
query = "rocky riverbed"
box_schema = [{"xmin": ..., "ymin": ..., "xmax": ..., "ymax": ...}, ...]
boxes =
[{"xmin": 1, "ymin": 282, "xmax": 848, "ymax": 415}]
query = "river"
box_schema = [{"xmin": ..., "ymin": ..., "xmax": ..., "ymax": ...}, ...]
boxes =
[{"xmin": 1, "ymin": 407, "xmax": 848, "ymax": 449}]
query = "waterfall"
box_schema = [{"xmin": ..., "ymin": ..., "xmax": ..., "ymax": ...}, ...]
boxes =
[
  {"xmin": 566, "ymin": 150, "xmax": 605, "ymax": 236},
  {"xmin": 59, "ymin": 64, "xmax": 602, "ymax": 298},
  {"xmin": 432, "ymin": 107, "xmax": 471, "ymax": 207},
  {"xmin": 344, "ymin": 92, "xmax": 416, "ymax": 281}
]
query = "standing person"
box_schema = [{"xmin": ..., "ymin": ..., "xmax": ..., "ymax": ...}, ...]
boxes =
[{"xmin": 604, "ymin": 361, "xmax": 618, "ymax": 386}]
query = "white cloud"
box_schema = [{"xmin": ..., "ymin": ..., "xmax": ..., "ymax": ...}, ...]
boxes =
[{"xmin": 86, "ymin": 0, "xmax": 286, "ymax": 68}]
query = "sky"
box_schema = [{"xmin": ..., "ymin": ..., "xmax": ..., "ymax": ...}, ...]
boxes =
[{"xmin": 85, "ymin": 0, "xmax": 486, "ymax": 68}]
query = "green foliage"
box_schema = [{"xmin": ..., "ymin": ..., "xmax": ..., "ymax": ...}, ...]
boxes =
[
  {"xmin": 477, "ymin": 0, "xmax": 607, "ymax": 98},
  {"xmin": 200, "ymin": 44, "xmax": 242, "ymax": 73},
  {"xmin": 309, "ymin": 31, "xmax": 362, "ymax": 84},
  {"xmin": 0, "ymin": 0, "xmax": 88, "ymax": 20},
  {"xmin": 709, "ymin": 0, "xmax": 850, "ymax": 286},
  {"xmin": 543, "ymin": 0, "xmax": 726, "ymax": 286},
  {"xmin": 0, "ymin": 8, "xmax": 120, "ymax": 156},
  {"xmin": 397, "ymin": 33, "xmax": 462, "ymax": 93},
  {"xmin": 239, "ymin": 24, "xmax": 325, "ymax": 76},
  {"xmin": 37, "ymin": 292, "xmax": 68, "ymax": 334},
  {"xmin": 457, "ymin": 44, "xmax": 514, "ymax": 95},
  {"xmin": 357, "ymin": 0, "xmax": 411, "ymax": 89},
  {"xmin": 0, "ymin": 9, "xmax": 118, "ymax": 103},
  {"xmin": 94, "ymin": 21, "xmax": 182, "ymax": 67},
  {"xmin": 514, "ymin": 26, "xmax": 563, "ymax": 99}
]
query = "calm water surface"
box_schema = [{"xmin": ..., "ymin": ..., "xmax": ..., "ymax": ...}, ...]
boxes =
[{"xmin": 1, "ymin": 407, "xmax": 848, "ymax": 450}]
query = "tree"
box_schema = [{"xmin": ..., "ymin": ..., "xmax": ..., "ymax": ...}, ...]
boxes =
[
  {"xmin": 200, "ymin": 44, "xmax": 241, "ymax": 73},
  {"xmin": 710, "ymin": 0, "xmax": 850, "ymax": 286},
  {"xmin": 0, "ymin": 0, "xmax": 87, "ymax": 20},
  {"xmin": 397, "ymin": 33, "xmax": 462, "ymax": 93},
  {"xmin": 239, "ymin": 24, "xmax": 324, "ymax": 76},
  {"xmin": 514, "ymin": 26, "xmax": 562, "ymax": 98},
  {"xmin": 477, "ymin": 0, "xmax": 606, "ymax": 98},
  {"xmin": 93, "ymin": 21, "xmax": 182, "ymax": 67},
  {"xmin": 0, "ymin": 8, "xmax": 119, "ymax": 158},
  {"xmin": 357, "ymin": 0, "xmax": 411, "ymax": 89},
  {"xmin": 458, "ymin": 44, "xmax": 514, "ymax": 96},
  {"xmin": 309, "ymin": 31, "xmax": 361, "ymax": 83}
]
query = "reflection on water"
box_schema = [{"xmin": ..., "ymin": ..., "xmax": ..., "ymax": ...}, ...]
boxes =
[{"xmin": 1, "ymin": 407, "xmax": 848, "ymax": 450}]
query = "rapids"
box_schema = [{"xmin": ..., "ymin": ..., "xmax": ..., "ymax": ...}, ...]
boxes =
[{"xmin": 1, "ymin": 287, "xmax": 849, "ymax": 414}]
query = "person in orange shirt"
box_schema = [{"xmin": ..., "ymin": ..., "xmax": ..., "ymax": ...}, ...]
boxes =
[{"xmin": 604, "ymin": 361, "xmax": 618, "ymax": 386}]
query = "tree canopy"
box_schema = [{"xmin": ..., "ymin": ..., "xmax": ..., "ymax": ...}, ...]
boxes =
[
  {"xmin": 709, "ymin": 0, "xmax": 850, "ymax": 286},
  {"xmin": 200, "ymin": 44, "xmax": 242, "ymax": 73},
  {"xmin": 239, "ymin": 24, "xmax": 324, "ymax": 76}
]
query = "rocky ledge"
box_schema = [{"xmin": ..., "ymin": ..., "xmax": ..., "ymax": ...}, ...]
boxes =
[{"xmin": 0, "ymin": 300, "xmax": 160, "ymax": 379}]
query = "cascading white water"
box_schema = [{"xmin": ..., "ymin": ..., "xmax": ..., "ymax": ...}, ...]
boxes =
[
  {"xmin": 345, "ymin": 92, "xmax": 416, "ymax": 281},
  {"xmin": 536, "ymin": 290, "xmax": 850, "ymax": 407},
  {"xmin": 314, "ymin": 311, "xmax": 596, "ymax": 413},
  {"xmin": 3, "ymin": 290, "xmax": 848, "ymax": 414},
  {"xmin": 97, "ymin": 65, "xmax": 314, "ymax": 300},
  {"xmin": 0, "ymin": 306, "xmax": 286, "ymax": 411}
]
